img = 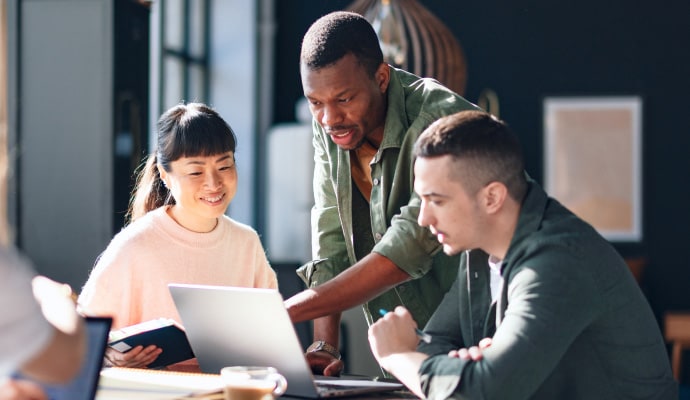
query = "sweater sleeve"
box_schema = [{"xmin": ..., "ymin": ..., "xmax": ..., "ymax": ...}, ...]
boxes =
[
  {"xmin": 251, "ymin": 232, "xmax": 278, "ymax": 289},
  {"xmin": 78, "ymin": 242, "xmax": 138, "ymax": 329}
]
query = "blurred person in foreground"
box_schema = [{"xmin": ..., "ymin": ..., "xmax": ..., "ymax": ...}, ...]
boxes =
[
  {"xmin": 368, "ymin": 110, "xmax": 677, "ymax": 399},
  {"xmin": 0, "ymin": 161, "xmax": 86, "ymax": 399}
]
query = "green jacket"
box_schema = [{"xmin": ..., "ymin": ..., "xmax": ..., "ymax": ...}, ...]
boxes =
[
  {"xmin": 418, "ymin": 181, "xmax": 677, "ymax": 399},
  {"xmin": 297, "ymin": 67, "xmax": 479, "ymax": 327}
]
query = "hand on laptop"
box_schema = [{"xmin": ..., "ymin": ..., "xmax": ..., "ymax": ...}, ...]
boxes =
[
  {"xmin": 104, "ymin": 345, "xmax": 162, "ymax": 368},
  {"xmin": 306, "ymin": 351, "xmax": 344, "ymax": 377}
]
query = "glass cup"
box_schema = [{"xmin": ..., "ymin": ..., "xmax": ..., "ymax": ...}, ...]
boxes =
[{"xmin": 220, "ymin": 366, "xmax": 287, "ymax": 400}]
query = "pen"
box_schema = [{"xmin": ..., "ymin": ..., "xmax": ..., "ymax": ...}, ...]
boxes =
[{"xmin": 378, "ymin": 309, "xmax": 432, "ymax": 343}]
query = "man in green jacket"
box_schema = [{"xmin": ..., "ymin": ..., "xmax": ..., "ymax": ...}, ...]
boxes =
[
  {"xmin": 284, "ymin": 11, "xmax": 478, "ymax": 376},
  {"xmin": 368, "ymin": 110, "xmax": 677, "ymax": 399}
]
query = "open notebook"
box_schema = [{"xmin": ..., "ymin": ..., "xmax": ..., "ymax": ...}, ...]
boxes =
[
  {"xmin": 97, "ymin": 367, "xmax": 224, "ymax": 398},
  {"xmin": 169, "ymin": 284, "xmax": 404, "ymax": 398},
  {"xmin": 12, "ymin": 316, "xmax": 112, "ymax": 400}
]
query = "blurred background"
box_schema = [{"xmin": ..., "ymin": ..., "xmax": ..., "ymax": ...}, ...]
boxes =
[{"xmin": 2, "ymin": 0, "xmax": 689, "ymax": 382}]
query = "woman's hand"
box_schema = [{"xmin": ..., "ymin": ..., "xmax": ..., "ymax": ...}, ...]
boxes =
[{"xmin": 104, "ymin": 345, "xmax": 162, "ymax": 368}]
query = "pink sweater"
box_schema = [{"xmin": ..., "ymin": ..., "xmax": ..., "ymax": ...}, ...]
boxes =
[{"xmin": 78, "ymin": 207, "xmax": 278, "ymax": 370}]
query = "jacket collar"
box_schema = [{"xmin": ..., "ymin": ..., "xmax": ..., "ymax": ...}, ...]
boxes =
[
  {"xmin": 502, "ymin": 178, "xmax": 549, "ymax": 270},
  {"xmin": 379, "ymin": 66, "xmax": 412, "ymax": 151}
]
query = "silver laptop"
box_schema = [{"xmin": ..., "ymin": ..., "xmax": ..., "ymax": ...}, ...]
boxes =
[{"xmin": 168, "ymin": 283, "xmax": 404, "ymax": 398}]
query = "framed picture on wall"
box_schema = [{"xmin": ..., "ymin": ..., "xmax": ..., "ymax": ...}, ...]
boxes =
[{"xmin": 543, "ymin": 96, "xmax": 642, "ymax": 242}]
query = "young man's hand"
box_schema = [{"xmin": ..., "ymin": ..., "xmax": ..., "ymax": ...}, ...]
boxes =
[
  {"xmin": 367, "ymin": 306, "xmax": 428, "ymax": 398},
  {"xmin": 447, "ymin": 338, "xmax": 493, "ymax": 361},
  {"xmin": 368, "ymin": 306, "xmax": 419, "ymax": 368}
]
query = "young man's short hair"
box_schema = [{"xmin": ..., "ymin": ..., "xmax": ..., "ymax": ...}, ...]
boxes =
[{"xmin": 415, "ymin": 110, "xmax": 528, "ymax": 201}]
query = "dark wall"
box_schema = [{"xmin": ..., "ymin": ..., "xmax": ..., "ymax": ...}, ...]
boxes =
[
  {"xmin": 272, "ymin": 0, "xmax": 690, "ymax": 374},
  {"xmin": 113, "ymin": 0, "xmax": 150, "ymax": 233}
]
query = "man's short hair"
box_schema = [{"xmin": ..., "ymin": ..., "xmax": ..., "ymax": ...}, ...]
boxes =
[
  {"xmin": 414, "ymin": 110, "xmax": 528, "ymax": 202},
  {"xmin": 300, "ymin": 11, "xmax": 384, "ymax": 77}
]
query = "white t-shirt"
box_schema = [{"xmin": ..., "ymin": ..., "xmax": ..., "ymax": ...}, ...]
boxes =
[
  {"xmin": 488, "ymin": 255, "xmax": 504, "ymax": 303},
  {"xmin": 0, "ymin": 248, "xmax": 52, "ymax": 377}
]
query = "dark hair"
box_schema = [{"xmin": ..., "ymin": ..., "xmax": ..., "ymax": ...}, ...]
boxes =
[
  {"xmin": 414, "ymin": 111, "xmax": 527, "ymax": 202},
  {"xmin": 126, "ymin": 103, "xmax": 237, "ymax": 223},
  {"xmin": 300, "ymin": 11, "xmax": 384, "ymax": 77}
]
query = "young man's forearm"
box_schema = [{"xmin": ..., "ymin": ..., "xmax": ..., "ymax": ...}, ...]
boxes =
[{"xmin": 379, "ymin": 352, "xmax": 428, "ymax": 398}]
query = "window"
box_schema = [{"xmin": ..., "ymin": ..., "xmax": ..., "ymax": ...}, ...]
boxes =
[{"xmin": 158, "ymin": 0, "xmax": 209, "ymax": 113}]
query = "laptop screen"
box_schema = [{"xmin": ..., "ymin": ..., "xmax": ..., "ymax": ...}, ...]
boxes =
[{"xmin": 12, "ymin": 316, "xmax": 112, "ymax": 400}]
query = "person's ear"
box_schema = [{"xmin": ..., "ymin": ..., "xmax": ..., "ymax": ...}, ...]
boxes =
[
  {"xmin": 375, "ymin": 62, "xmax": 390, "ymax": 93},
  {"xmin": 157, "ymin": 164, "xmax": 169, "ymax": 188},
  {"xmin": 482, "ymin": 182, "xmax": 508, "ymax": 214}
]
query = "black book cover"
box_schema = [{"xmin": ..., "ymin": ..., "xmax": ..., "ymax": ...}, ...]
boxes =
[{"xmin": 108, "ymin": 319, "xmax": 195, "ymax": 369}]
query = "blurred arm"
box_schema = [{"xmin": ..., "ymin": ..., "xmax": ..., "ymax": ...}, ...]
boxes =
[{"xmin": 20, "ymin": 276, "xmax": 85, "ymax": 383}]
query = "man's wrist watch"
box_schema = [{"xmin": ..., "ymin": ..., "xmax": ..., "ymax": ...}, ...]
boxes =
[{"xmin": 306, "ymin": 340, "xmax": 341, "ymax": 360}]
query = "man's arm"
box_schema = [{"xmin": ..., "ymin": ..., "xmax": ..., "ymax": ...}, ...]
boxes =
[
  {"xmin": 305, "ymin": 314, "xmax": 343, "ymax": 376},
  {"xmin": 412, "ymin": 254, "xmax": 601, "ymax": 400},
  {"xmin": 289, "ymin": 254, "xmax": 409, "ymax": 376},
  {"xmin": 368, "ymin": 307, "xmax": 428, "ymax": 397},
  {"xmin": 285, "ymin": 253, "xmax": 410, "ymax": 323}
]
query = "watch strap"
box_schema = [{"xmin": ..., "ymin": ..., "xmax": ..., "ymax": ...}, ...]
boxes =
[{"xmin": 306, "ymin": 340, "xmax": 341, "ymax": 360}]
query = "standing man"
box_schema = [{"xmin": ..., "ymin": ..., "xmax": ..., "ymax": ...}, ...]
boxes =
[
  {"xmin": 368, "ymin": 110, "xmax": 677, "ymax": 399},
  {"xmin": 284, "ymin": 11, "xmax": 479, "ymax": 376}
]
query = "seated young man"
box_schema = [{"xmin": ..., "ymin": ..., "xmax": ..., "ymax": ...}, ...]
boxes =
[{"xmin": 368, "ymin": 111, "xmax": 677, "ymax": 399}]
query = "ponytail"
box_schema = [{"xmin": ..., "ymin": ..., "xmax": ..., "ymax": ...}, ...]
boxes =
[{"xmin": 125, "ymin": 154, "xmax": 173, "ymax": 225}]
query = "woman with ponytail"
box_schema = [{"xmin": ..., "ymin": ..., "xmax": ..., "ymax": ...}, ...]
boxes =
[{"xmin": 78, "ymin": 103, "xmax": 277, "ymax": 371}]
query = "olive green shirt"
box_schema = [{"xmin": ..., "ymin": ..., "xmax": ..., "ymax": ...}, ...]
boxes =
[{"xmin": 297, "ymin": 67, "xmax": 479, "ymax": 327}]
